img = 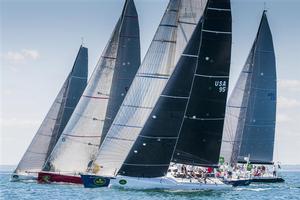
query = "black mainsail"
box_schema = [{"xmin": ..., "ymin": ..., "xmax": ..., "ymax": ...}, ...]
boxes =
[
  {"xmin": 118, "ymin": 0, "xmax": 232, "ymax": 177},
  {"xmin": 172, "ymin": 0, "xmax": 232, "ymax": 167},
  {"xmin": 13, "ymin": 45, "xmax": 88, "ymax": 176},
  {"xmin": 221, "ymin": 11, "xmax": 276, "ymax": 164},
  {"xmin": 119, "ymin": 19, "xmax": 203, "ymax": 177}
]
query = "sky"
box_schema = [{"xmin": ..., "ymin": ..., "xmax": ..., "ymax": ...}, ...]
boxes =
[{"xmin": 1, "ymin": 0, "xmax": 300, "ymax": 166}]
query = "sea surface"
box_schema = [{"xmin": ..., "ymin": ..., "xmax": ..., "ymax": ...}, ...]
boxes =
[{"xmin": 1, "ymin": 165, "xmax": 300, "ymax": 200}]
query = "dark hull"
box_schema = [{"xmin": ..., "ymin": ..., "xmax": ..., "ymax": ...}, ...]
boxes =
[
  {"xmin": 37, "ymin": 172, "xmax": 82, "ymax": 184},
  {"xmin": 80, "ymin": 174, "xmax": 111, "ymax": 188},
  {"xmin": 251, "ymin": 177, "xmax": 285, "ymax": 183},
  {"xmin": 223, "ymin": 179, "xmax": 251, "ymax": 187}
]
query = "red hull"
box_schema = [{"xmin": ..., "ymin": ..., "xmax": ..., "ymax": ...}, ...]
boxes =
[{"xmin": 38, "ymin": 172, "xmax": 82, "ymax": 184}]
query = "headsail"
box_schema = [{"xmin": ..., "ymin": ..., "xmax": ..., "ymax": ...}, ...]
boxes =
[
  {"xmin": 93, "ymin": 0, "xmax": 207, "ymax": 177},
  {"xmin": 14, "ymin": 46, "xmax": 88, "ymax": 174},
  {"xmin": 172, "ymin": 0, "xmax": 232, "ymax": 167},
  {"xmin": 44, "ymin": 0, "xmax": 141, "ymax": 173},
  {"xmin": 221, "ymin": 11, "xmax": 276, "ymax": 164}
]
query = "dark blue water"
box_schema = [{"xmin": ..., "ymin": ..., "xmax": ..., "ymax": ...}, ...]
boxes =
[{"xmin": 1, "ymin": 166, "xmax": 300, "ymax": 200}]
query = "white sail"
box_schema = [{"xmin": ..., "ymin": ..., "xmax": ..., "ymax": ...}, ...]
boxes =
[
  {"xmin": 14, "ymin": 76, "xmax": 69, "ymax": 174},
  {"xmin": 45, "ymin": 19, "xmax": 122, "ymax": 173},
  {"xmin": 93, "ymin": 0, "xmax": 207, "ymax": 177}
]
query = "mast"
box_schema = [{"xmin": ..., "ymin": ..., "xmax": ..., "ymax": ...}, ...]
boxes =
[
  {"xmin": 14, "ymin": 46, "xmax": 88, "ymax": 174},
  {"xmin": 92, "ymin": 0, "xmax": 206, "ymax": 177},
  {"xmin": 43, "ymin": 0, "xmax": 141, "ymax": 173},
  {"xmin": 172, "ymin": 0, "xmax": 232, "ymax": 167},
  {"xmin": 235, "ymin": 11, "xmax": 276, "ymax": 164}
]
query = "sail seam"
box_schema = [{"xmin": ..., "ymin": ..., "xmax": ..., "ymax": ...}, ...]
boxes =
[
  {"xmin": 71, "ymin": 75, "xmax": 87, "ymax": 80},
  {"xmin": 101, "ymin": 56, "xmax": 117, "ymax": 60},
  {"xmin": 82, "ymin": 95, "xmax": 109, "ymax": 100},
  {"xmin": 122, "ymin": 104, "xmax": 153, "ymax": 109},
  {"xmin": 194, "ymin": 74, "xmax": 229, "ymax": 78},
  {"xmin": 153, "ymin": 39, "xmax": 176, "ymax": 43},
  {"xmin": 63, "ymin": 134, "xmax": 101, "ymax": 138},
  {"xmin": 106, "ymin": 136, "xmax": 135, "ymax": 142},
  {"xmin": 178, "ymin": 21, "xmax": 197, "ymax": 25},
  {"xmin": 136, "ymin": 74, "xmax": 169, "ymax": 80},
  {"xmin": 185, "ymin": 116, "xmax": 224, "ymax": 121},
  {"xmin": 208, "ymin": 7, "xmax": 231, "ymax": 11},
  {"xmin": 139, "ymin": 135, "xmax": 178, "ymax": 139},
  {"xmin": 182, "ymin": 54, "xmax": 198, "ymax": 58},
  {"xmin": 160, "ymin": 94, "xmax": 189, "ymax": 99},
  {"xmin": 112, "ymin": 123, "xmax": 143, "ymax": 129},
  {"xmin": 202, "ymin": 29, "xmax": 232, "ymax": 34}
]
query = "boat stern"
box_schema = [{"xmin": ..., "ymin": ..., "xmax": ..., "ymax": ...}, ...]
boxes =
[{"xmin": 80, "ymin": 174, "xmax": 111, "ymax": 188}]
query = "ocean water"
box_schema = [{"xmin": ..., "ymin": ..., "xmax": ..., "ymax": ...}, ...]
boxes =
[{"xmin": 1, "ymin": 166, "xmax": 300, "ymax": 200}]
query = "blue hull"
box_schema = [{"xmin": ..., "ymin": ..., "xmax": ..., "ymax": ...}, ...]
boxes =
[{"xmin": 80, "ymin": 174, "xmax": 111, "ymax": 188}]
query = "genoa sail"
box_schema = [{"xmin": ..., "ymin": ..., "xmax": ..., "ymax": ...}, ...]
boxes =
[
  {"xmin": 92, "ymin": 0, "xmax": 207, "ymax": 177},
  {"xmin": 13, "ymin": 45, "xmax": 88, "ymax": 175},
  {"xmin": 44, "ymin": 0, "xmax": 141, "ymax": 173},
  {"xmin": 172, "ymin": 0, "xmax": 232, "ymax": 167},
  {"xmin": 221, "ymin": 11, "xmax": 276, "ymax": 164}
]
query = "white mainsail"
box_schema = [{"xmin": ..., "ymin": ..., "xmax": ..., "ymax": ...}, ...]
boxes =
[
  {"xmin": 13, "ymin": 77, "xmax": 69, "ymax": 175},
  {"xmin": 93, "ymin": 0, "xmax": 207, "ymax": 177},
  {"xmin": 45, "ymin": 0, "xmax": 141, "ymax": 173},
  {"xmin": 44, "ymin": 20, "xmax": 122, "ymax": 173}
]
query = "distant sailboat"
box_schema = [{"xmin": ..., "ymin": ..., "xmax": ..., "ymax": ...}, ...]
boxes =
[
  {"xmin": 220, "ymin": 11, "xmax": 284, "ymax": 183},
  {"xmin": 37, "ymin": 0, "xmax": 141, "ymax": 184},
  {"xmin": 81, "ymin": 0, "xmax": 235, "ymax": 190},
  {"xmin": 11, "ymin": 45, "xmax": 88, "ymax": 182}
]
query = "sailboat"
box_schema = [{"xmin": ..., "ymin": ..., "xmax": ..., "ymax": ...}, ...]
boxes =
[
  {"xmin": 37, "ymin": 0, "xmax": 141, "ymax": 184},
  {"xmin": 10, "ymin": 45, "xmax": 88, "ymax": 182},
  {"xmin": 220, "ymin": 11, "xmax": 284, "ymax": 183},
  {"xmin": 81, "ymin": 0, "xmax": 236, "ymax": 190}
]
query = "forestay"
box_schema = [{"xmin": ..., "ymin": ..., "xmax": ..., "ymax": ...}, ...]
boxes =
[{"xmin": 93, "ymin": 0, "xmax": 207, "ymax": 177}]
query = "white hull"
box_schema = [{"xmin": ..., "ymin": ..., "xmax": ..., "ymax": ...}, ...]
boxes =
[
  {"xmin": 109, "ymin": 175, "xmax": 232, "ymax": 190},
  {"xmin": 10, "ymin": 173, "xmax": 37, "ymax": 182}
]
